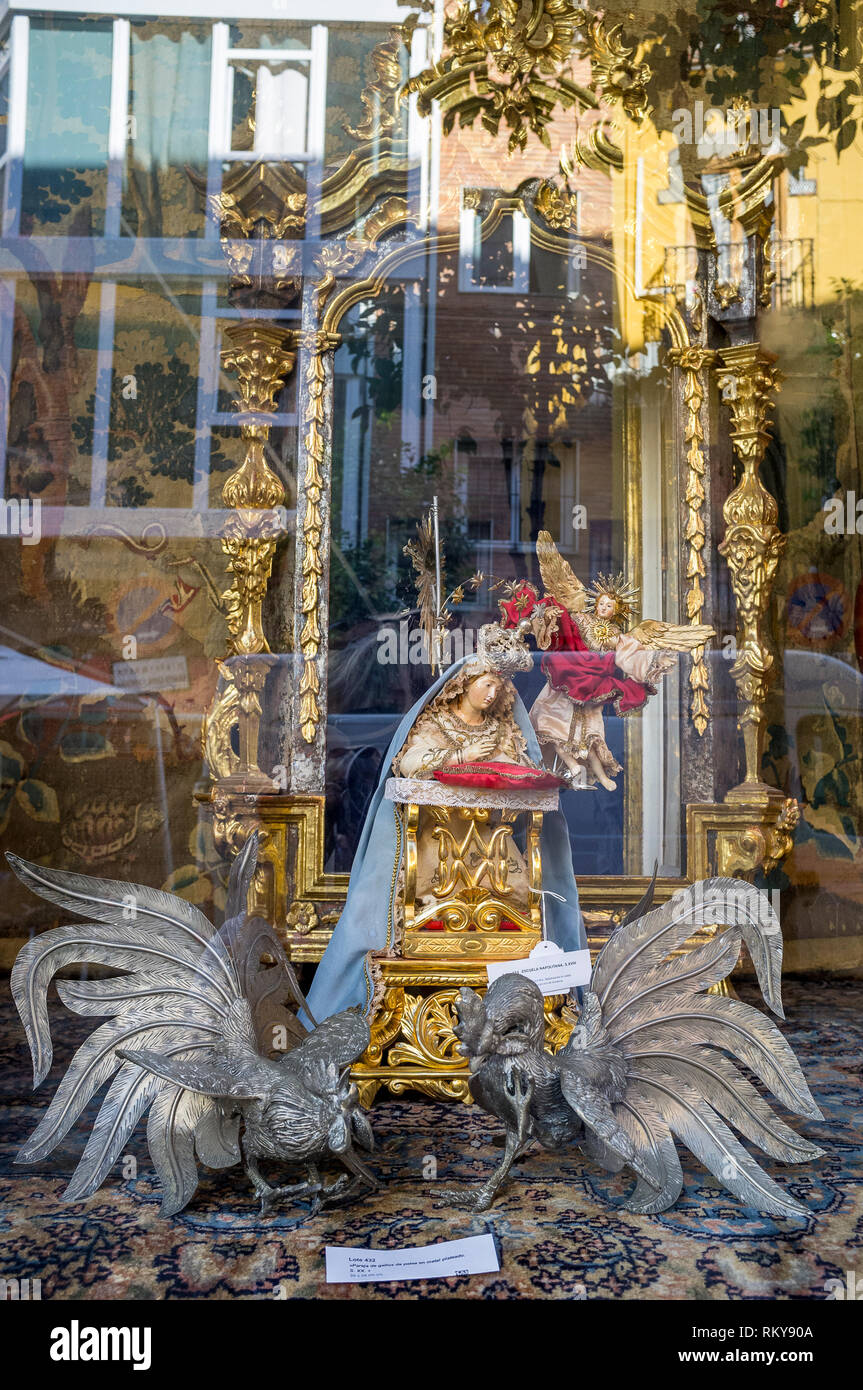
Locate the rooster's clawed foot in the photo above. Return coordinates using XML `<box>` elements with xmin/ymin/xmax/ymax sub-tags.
<box><xmin>434</xmin><ymin>1186</ymin><xmax>496</xmax><ymax>1212</ymax></box>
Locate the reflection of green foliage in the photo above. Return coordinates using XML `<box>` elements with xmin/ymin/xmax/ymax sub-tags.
<box><xmin>0</xmin><ymin>738</ymin><xmax>60</xmax><ymax>835</ymax></box>
<box><xmin>601</xmin><ymin>0</ymin><xmax>862</xmax><ymax>168</ymax></box>
<box><xmin>329</xmin><ymin>532</ymin><xmax>403</xmax><ymax>633</ymax></box>
<box><xmin>329</xmin><ymin>517</ymin><xmax>476</xmax><ymax>635</ymax></box>
<box><xmin>765</xmin><ymin>722</ymin><xmax>791</xmax><ymax>761</ymax></box>
<box><xmin>762</xmin><ymin>721</ymin><xmax>798</xmax><ymax>795</ymax></box>
<box><xmin>796</xmin><ymin>406</ymin><xmax>839</xmax><ymax>507</ymax></box>
<box><xmin>344</xmin><ymin>294</ymin><xmax>405</xmax><ymax>424</ymax></box>
<box><xmin>763</xmin><ymin>695</ymin><xmax>862</xmax><ymax>865</ymax></box>
<box><xmin>59</xmin><ymin>730</ymin><xmax>114</xmax><ymax>762</ymax></box>
<box><xmin>112</xmin><ymin>475</ymin><xmax>153</xmax><ymax>508</ymax></box>
<box><xmin>798</xmin><ymin>699</ymin><xmax>861</xmax><ymax>856</ymax></box>
<box><xmin>72</xmin><ymin>356</ymin><xmax>231</xmax><ymax>502</ymax></box>
<box><xmin>21</xmin><ymin>168</ymin><xmax>95</xmax><ymax>226</ymax></box>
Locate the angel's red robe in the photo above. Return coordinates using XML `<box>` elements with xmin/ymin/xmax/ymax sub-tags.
<box><xmin>500</xmin><ymin>583</ymin><xmax>653</xmax><ymax>715</ymax></box>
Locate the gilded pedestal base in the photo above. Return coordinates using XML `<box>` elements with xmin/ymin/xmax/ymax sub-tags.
<box><xmin>352</xmin><ymin>796</ymin><xmax>558</xmax><ymax>1103</ymax></box>
<box><xmin>351</xmin><ymin>958</ymin><xmax>573</xmax><ymax>1106</ymax></box>
<box><xmin>687</xmin><ymin>798</ymin><xmax>800</xmax><ymax>880</ymax></box>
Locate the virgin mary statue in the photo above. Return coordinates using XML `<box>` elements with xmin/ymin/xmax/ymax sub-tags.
<box><xmin>306</xmin><ymin>624</ymin><xmax>587</xmax><ymax>1023</ymax></box>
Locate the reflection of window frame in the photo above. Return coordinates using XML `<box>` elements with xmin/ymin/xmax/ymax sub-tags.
<box><xmin>211</xmin><ymin>25</ymin><xmax>328</xmax><ymax>165</ymax></box>
<box><xmin>787</xmin><ymin>166</ymin><xmax>816</xmax><ymax>197</ymax></box>
<box><xmin>1</xmin><ymin>14</ymin><xmax>28</xmax><ymax>237</ymax></box>
<box><xmin>0</xmin><ymin>38</ymin><xmax>11</xmax><ymax>184</ymax></box>
<box><xmin>458</xmin><ymin>191</ymin><xmax>531</xmax><ymax>294</ymax></box>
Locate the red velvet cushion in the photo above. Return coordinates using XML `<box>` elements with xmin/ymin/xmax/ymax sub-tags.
<box><xmin>434</xmin><ymin>760</ymin><xmax>565</xmax><ymax>790</ymax></box>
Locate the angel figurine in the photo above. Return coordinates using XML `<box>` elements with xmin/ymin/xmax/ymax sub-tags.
<box><xmin>500</xmin><ymin>532</ymin><xmax>714</xmax><ymax>791</ymax></box>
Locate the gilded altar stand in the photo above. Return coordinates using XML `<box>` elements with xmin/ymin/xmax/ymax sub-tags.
<box><xmin>352</xmin><ymin>777</ymin><xmax>573</xmax><ymax>1104</ymax></box>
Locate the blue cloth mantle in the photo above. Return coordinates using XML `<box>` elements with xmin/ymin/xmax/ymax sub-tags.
<box><xmin>306</xmin><ymin>656</ymin><xmax>586</xmax><ymax>1023</ymax></box>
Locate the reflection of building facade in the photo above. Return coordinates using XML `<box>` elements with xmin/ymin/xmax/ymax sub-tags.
<box><xmin>1</xmin><ymin>2</ymin><xmax>862</xmax><ymax>980</ymax></box>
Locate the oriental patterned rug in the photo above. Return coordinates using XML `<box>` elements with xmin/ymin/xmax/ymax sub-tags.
<box><xmin>1</xmin><ymin>978</ymin><xmax>860</xmax><ymax>1301</ymax></box>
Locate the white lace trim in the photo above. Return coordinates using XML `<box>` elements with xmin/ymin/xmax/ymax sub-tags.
<box><xmin>385</xmin><ymin>777</ymin><xmax>560</xmax><ymax>811</ymax></box>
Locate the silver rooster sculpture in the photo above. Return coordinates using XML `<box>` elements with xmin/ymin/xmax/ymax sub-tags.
<box><xmin>7</xmin><ymin>834</ymin><xmax>376</xmax><ymax>1217</ymax></box>
<box><xmin>442</xmin><ymin>878</ymin><xmax>824</xmax><ymax>1217</ymax></box>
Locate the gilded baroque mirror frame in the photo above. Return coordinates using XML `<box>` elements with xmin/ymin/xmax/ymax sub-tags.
<box><xmin>195</xmin><ymin>0</ymin><xmax>799</xmax><ymax>968</ymax></box>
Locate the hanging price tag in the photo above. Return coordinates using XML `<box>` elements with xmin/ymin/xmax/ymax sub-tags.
<box><xmin>485</xmin><ymin>939</ymin><xmax>591</xmax><ymax>996</ymax></box>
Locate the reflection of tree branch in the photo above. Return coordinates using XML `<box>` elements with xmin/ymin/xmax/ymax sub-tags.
<box><xmin>139</xmin><ymin>691</ymin><xmax>196</xmax><ymax>761</ymax></box>
<box><xmin>166</xmin><ymin>556</ymin><xmax>227</xmax><ymax>614</ymax></box>
<box><xmin>599</xmin><ymin>0</ymin><xmax>862</xmax><ymax>163</ymax></box>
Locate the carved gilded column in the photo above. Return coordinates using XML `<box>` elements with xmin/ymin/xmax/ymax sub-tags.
<box><xmin>667</xmin><ymin>345</ymin><xmax>717</xmax><ymax>739</ymax></box>
<box><xmin>715</xmin><ymin>343</ymin><xmax>785</xmax><ymax>804</ymax></box>
<box><xmin>289</xmin><ymin>322</ymin><xmax>341</xmax><ymax>793</ymax></box>
<box><xmin>220</xmin><ymin>321</ymin><xmax>296</xmax><ymax>658</ymax></box>
<box><xmin>198</xmin><ymin>322</ymin><xmax>295</xmax><ymax>803</ymax></box>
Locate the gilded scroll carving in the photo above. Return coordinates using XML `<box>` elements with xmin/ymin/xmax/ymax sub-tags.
<box><xmin>716</xmin><ymin>344</ymin><xmax>785</xmax><ymax>803</ymax></box>
<box><xmin>298</xmin><ymin>330</ymin><xmax>341</xmax><ymax>744</ymax></box>
<box><xmin>667</xmin><ymin>346</ymin><xmax>717</xmax><ymax>736</ymax></box>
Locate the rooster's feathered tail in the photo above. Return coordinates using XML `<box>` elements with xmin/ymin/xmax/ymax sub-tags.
<box><xmin>564</xmin><ymin>878</ymin><xmax>824</xmax><ymax>1218</ymax></box>
<box><xmin>8</xmin><ymin>834</ymin><xmax>309</xmax><ymax>1214</ymax></box>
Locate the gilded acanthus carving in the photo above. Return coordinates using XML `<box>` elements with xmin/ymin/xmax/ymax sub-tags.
<box><xmin>219</xmin><ymin>322</ymin><xmax>295</xmax><ymax>658</ymax></box>
<box><xmin>388</xmin><ymin>989</ymin><xmax>467</xmax><ymax>1071</ymax></box>
<box><xmin>667</xmin><ymin>346</ymin><xmax>716</xmax><ymax>736</ymax></box>
<box><xmin>687</xmin><ymin>801</ymin><xmax>800</xmax><ymax>886</ymax></box>
<box><xmin>571</xmin><ymin>8</ymin><xmax>652</xmax><ymax>123</ymax></box>
<box><xmin>404</xmin><ymin>0</ymin><xmax>583</xmax><ymax>153</ymax></box>
<box><xmin>714</xmin><ymin>280</ymin><xmax>743</xmax><ymax>311</ymax></box>
<box><xmin>188</xmin><ymin>160</ymin><xmax>302</xmax><ymax>788</ymax></box>
<box><xmin>715</xmin><ymin>799</ymin><xmax>801</xmax><ymax>877</ymax></box>
<box><xmin>211</xmin><ymin>789</ymin><xmax>263</xmax><ymax>858</ymax></box>
<box><xmin>203</xmin><ymin>654</ymin><xmax>277</xmax><ymax>796</ymax></box>
<box><xmin>349</xmin><ymin>1</ymin><xmax>652</xmax><ymax>165</ymax></box>
<box><xmin>311</xmin><ymin>240</ymin><xmax>367</xmax><ymax>312</ymax></box>
<box><xmin>203</xmin><ymin>677</ymin><xmax>241</xmax><ymax>781</ymax></box>
<box><xmin>297</xmin><ymin>330</ymin><xmax>341</xmax><ymax>744</ymax></box>
<box><xmin>221</xmin><ymin>322</ymin><xmax>297</xmax><ymax>420</ymax></box>
<box><xmin>286</xmin><ymin>900</ymin><xmax>320</xmax><ymax>935</ymax></box>
<box><xmin>761</xmin><ymin>798</ymin><xmax>801</xmax><ymax>874</ymax></box>
<box><xmin>188</xmin><ymin>162</ymin><xmax>307</xmax><ymax>306</ymax></box>
<box><xmin>345</xmin><ymin>17</ymin><xmax>420</xmax><ymax>140</ymax></box>
<box><xmin>716</xmin><ymin>344</ymin><xmax>785</xmax><ymax>803</ymax></box>
<box><xmin>534</xmin><ymin>178</ymin><xmax>579</xmax><ymax>229</ymax></box>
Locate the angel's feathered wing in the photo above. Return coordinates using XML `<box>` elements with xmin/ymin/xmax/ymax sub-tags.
<box><xmin>536</xmin><ymin>530</ymin><xmax>586</xmax><ymax>617</ymax></box>
<box><xmin>563</xmin><ymin>878</ymin><xmax>824</xmax><ymax>1218</ymax></box>
<box><xmin>627</xmin><ymin>618</ymin><xmax>715</xmax><ymax>650</ymax></box>
<box><xmin>7</xmin><ymin>833</ymin><xmax>310</xmax><ymax>1215</ymax></box>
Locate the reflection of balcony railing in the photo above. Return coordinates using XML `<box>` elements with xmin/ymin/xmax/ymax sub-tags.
<box><xmin>661</xmin><ymin>243</ymin><xmax>700</xmax><ymax>297</ymax></box>
<box><xmin>768</xmin><ymin>237</ymin><xmax>815</xmax><ymax>311</ymax></box>
<box><xmin>660</xmin><ymin>239</ymin><xmax>816</xmax><ymax>312</ymax></box>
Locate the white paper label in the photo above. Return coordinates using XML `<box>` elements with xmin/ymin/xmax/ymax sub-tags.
<box><xmin>485</xmin><ymin>939</ymin><xmax>591</xmax><ymax>996</ymax></box>
<box><xmin>325</xmin><ymin>1233</ymin><xmax>499</xmax><ymax>1284</ymax></box>
<box><xmin>112</xmin><ymin>656</ymin><xmax>189</xmax><ymax>692</ymax></box>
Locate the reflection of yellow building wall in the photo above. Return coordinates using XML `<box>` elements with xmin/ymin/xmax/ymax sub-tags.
<box><xmin>609</xmin><ymin>89</ymin><xmax>863</xmax><ymax>345</ymax></box>
<box><xmin>611</xmin><ymin>127</ymin><xmax>696</xmax><ymax>355</ymax></box>
<box><xmin>779</xmin><ymin>68</ymin><xmax>863</xmax><ymax>301</ymax></box>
